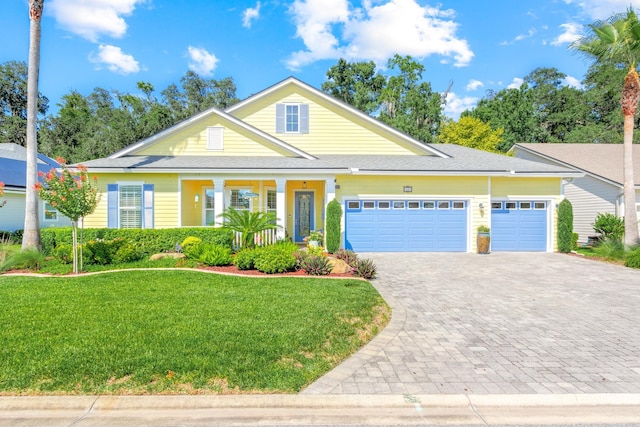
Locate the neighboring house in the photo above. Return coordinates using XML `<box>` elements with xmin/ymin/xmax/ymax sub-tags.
<box><xmin>0</xmin><ymin>143</ymin><xmax>72</xmax><ymax>232</ymax></box>
<box><xmin>512</xmin><ymin>143</ymin><xmax>640</xmax><ymax>243</ymax></box>
<box><xmin>82</xmin><ymin>77</ymin><xmax>579</xmax><ymax>253</ymax></box>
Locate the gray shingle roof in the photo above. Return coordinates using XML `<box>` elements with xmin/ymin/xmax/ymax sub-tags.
<box><xmin>81</xmin><ymin>144</ymin><xmax>576</xmax><ymax>176</ymax></box>
<box><xmin>515</xmin><ymin>143</ymin><xmax>640</xmax><ymax>186</ymax></box>
<box><xmin>0</xmin><ymin>143</ymin><xmax>60</xmax><ymax>189</ymax></box>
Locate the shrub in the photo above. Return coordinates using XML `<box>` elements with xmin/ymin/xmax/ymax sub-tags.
<box><xmin>292</xmin><ymin>250</ymin><xmax>308</xmax><ymax>270</ymax></box>
<box><xmin>557</xmin><ymin>199</ymin><xmax>574</xmax><ymax>253</ymax></box>
<box><xmin>52</xmin><ymin>243</ymin><xmax>73</xmax><ymax>264</ymax></box>
<box><xmin>1</xmin><ymin>248</ymin><xmax>46</xmax><ymax>272</ymax></box>
<box><xmin>233</xmin><ymin>247</ymin><xmax>260</xmax><ymax>270</ymax></box>
<box><xmin>593</xmin><ymin>213</ymin><xmax>624</xmax><ymax>241</ymax></box>
<box><xmin>625</xmin><ymin>247</ymin><xmax>640</xmax><ymax>269</ymax></box>
<box><xmin>593</xmin><ymin>238</ymin><xmax>626</xmax><ymax>261</ymax></box>
<box><xmin>306</xmin><ymin>244</ymin><xmax>326</xmax><ymax>257</ymax></box>
<box><xmin>325</xmin><ymin>199</ymin><xmax>342</xmax><ymax>253</ymax></box>
<box><xmin>353</xmin><ymin>258</ymin><xmax>377</xmax><ymax>280</ymax></box>
<box><xmin>254</xmin><ymin>245</ymin><xmax>297</xmax><ymax>274</ymax></box>
<box><xmin>113</xmin><ymin>242</ymin><xmax>144</xmax><ymax>264</ymax></box>
<box><xmin>300</xmin><ymin>254</ymin><xmax>333</xmax><ymax>276</ymax></box>
<box><xmin>181</xmin><ymin>237</ymin><xmax>203</xmax><ymax>259</ymax></box>
<box><xmin>199</xmin><ymin>244</ymin><xmax>233</xmax><ymax>266</ymax></box>
<box><xmin>571</xmin><ymin>232</ymin><xmax>579</xmax><ymax>251</ymax></box>
<box><xmin>333</xmin><ymin>249</ymin><xmax>358</xmax><ymax>267</ymax></box>
<box><xmin>41</xmin><ymin>227</ymin><xmax>234</xmax><ymax>256</ymax></box>
<box><xmin>84</xmin><ymin>238</ymin><xmax>125</xmax><ymax>265</ymax></box>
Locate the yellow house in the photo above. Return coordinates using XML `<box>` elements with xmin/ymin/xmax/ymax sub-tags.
<box><xmin>82</xmin><ymin>77</ymin><xmax>580</xmax><ymax>252</ymax></box>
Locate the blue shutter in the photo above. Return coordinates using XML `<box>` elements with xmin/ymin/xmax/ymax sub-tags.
<box><xmin>275</xmin><ymin>103</ymin><xmax>285</xmax><ymax>133</ymax></box>
<box><xmin>143</xmin><ymin>184</ymin><xmax>154</xmax><ymax>229</ymax></box>
<box><xmin>300</xmin><ymin>104</ymin><xmax>309</xmax><ymax>134</ymax></box>
<box><xmin>107</xmin><ymin>184</ymin><xmax>118</xmax><ymax>228</ymax></box>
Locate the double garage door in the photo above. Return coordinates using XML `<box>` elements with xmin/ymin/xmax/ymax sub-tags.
<box><xmin>345</xmin><ymin>199</ymin><xmax>468</xmax><ymax>252</ymax></box>
<box><xmin>344</xmin><ymin>198</ymin><xmax>549</xmax><ymax>252</ymax></box>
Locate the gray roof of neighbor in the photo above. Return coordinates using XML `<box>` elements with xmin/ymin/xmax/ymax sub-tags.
<box><xmin>514</xmin><ymin>143</ymin><xmax>640</xmax><ymax>186</ymax></box>
<box><xmin>80</xmin><ymin>144</ymin><xmax>577</xmax><ymax>175</ymax></box>
<box><xmin>0</xmin><ymin>143</ymin><xmax>60</xmax><ymax>189</ymax></box>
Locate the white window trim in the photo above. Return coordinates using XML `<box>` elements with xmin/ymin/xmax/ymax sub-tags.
<box><xmin>206</xmin><ymin>126</ymin><xmax>224</xmax><ymax>151</ymax></box>
<box><xmin>285</xmin><ymin>103</ymin><xmax>300</xmax><ymax>134</ymax></box>
<box><xmin>118</xmin><ymin>181</ymin><xmax>144</xmax><ymax>229</ymax></box>
<box><xmin>226</xmin><ymin>187</ymin><xmax>254</xmax><ymax>212</ymax></box>
<box><xmin>203</xmin><ymin>186</ymin><xmax>215</xmax><ymax>226</ymax></box>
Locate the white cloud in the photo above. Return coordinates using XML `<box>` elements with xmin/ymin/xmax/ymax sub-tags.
<box><xmin>286</xmin><ymin>0</ymin><xmax>473</xmax><ymax>71</ymax></box>
<box><xmin>501</xmin><ymin>28</ymin><xmax>536</xmax><ymax>45</ymax></box>
<box><xmin>507</xmin><ymin>77</ymin><xmax>524</xmax><ymax>89</ymax></box>
<box><xmin>187</xmin><ymin>46</ymin><xmax>219</xmax><ymax>76</ymax></box>
<box><xmin>89</xmin><ymin>44</ymin><xmax>140</xmax><ymax>74</ymax></box>
<box><xmin>566</xmin><ymin>0</ymin><xmax>640</xmax><ymax>20</ymax></box>
<box><xmin>563</xmin><ymin>75</ymin><xmax>583</xmax><ymax>89</ymax></box>
<box><xmin>552</xmin><ymin>22</ymin><xmax>582</xmax><ymax>46</ymax></box>
<box><xmin>466</xmin><ymin>79</ymin><xmax>484</xmax><ymax>91</ymax></box>
<box><xmin>48</xmin><ymin>0</ymin><xmax>145</xmax><ymax>42</ymax></box>
<box><xmin>443</xmin><ymin>92</ymin><xmax>478</xmax><ymax>120</ymax></box>
<box><xmin>242</xmin><ymin>1</ymin><xmax>261</xmax><ymax>28</ymax></box>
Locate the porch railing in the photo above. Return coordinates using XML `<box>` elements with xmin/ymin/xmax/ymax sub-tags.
<box><xmin>233</xmin><ymin>229</ymin><xmax>278</xmax><ymax>249</ymax></box>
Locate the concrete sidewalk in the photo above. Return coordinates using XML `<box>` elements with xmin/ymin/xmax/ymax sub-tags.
<box><xmin>1</xmin><ymin>394</ymin><xmax>640</xmax><ymax>426</ymax></box>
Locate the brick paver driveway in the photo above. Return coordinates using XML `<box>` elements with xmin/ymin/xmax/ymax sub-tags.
<box><xmin>303</xmin><ymin>253</ymin><xmax>640</xmax><ymax>395</ymax></box>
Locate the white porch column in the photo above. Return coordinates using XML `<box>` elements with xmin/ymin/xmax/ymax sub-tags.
<box><xmin>275</xmin><ymin>178</ymin><xmax>286</xmax><ymax>240</ymax></box>
<box><xmin>213</xmin><ymin>178</ymin><xmax>225</xmax><ymax>226</ymax></box>
<box><xmin>325</xmin><ymin>178</ymin><xmax>336</xmax><ymax>209</ymax></box>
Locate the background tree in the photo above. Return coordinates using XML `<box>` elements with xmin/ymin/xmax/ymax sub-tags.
<box><xmin>438</xmin><ymin>116</ymin><xmax>503</xmax><ymax>152</ymax></box>
<box><xmin>23</xmin><ymin>0</ymin><xmax>44</xmax><ymax>251</ymax></box>
<box><xmin>35</xmin><ymin>160</ymin><xmax>99</xmax><ymax>273</ymax></box>
<box><xmin>572</xmin><ymin>7</ymin><xmax>640</xmax><ymax>245</ymax></box>
<box><xmin>322</xmin><ymin>59</ymin><xmax>386</xmax><ymax>114</ymax></box>
<box><xmin>0</xmin><ymin>61</ymin><xmax>48</xmax><ymax>147</ymax></box>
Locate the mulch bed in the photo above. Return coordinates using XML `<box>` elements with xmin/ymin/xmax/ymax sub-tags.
<box><xmin>199</xmin><ymin>265</ymin><xmax>356</xmax><ymax>278</ymax></box>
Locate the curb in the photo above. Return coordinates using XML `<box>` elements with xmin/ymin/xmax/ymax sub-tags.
<box><xmin>1</xmin><ymin>394</ymin><xmax>639</xmax><ymax>426</ymax></box>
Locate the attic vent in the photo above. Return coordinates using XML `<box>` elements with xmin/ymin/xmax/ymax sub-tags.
<box><xmin>207</xmin><ymin>127</ymin><xmax>224</xmax><ymax>151</ymax></box>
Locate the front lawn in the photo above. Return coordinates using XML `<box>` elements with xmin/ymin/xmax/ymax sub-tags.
<box><xmin>0</xmin><ymin>270</ymin><xmax>388</xmax><ymax>395</ymax></box>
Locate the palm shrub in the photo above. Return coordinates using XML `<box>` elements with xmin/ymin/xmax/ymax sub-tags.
<box><xmin>219</xmin><ymin>208</ymin><xmax>280</xmax><ymax>249</ymax></box>
<box><xmin>557</xmin><ymin>199</ymin><xmax>574</xmax><ymax>253</ymax></box>
<box><xmin>592</xmin><ymin>213</ymin><xmax>625</xmax><ymax>242</ymax></box>
<box><xmin>325</xmin><ymin>199</ymin><xmax>342</xmax><ymax>253</ymax></box>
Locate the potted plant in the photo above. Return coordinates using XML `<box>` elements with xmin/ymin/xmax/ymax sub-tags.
<box><xmin>307</xmin><ymin>230</ymin><xmax>323</xmax><ymax>248</ymax></box>
<box><xmin>477</xmin><ymin>225</ymin><xmax>490</xmax><ymax>254</ymax></box>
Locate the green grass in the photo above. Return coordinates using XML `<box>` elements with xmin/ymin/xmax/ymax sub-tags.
<box><xmin>0</xmin><ymin>270</ymin><xmax>388</xmax><ymax>395</ymax></box>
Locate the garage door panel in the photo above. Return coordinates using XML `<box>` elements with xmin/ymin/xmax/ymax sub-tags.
<box><xmin>491</xmin><ymin>202</ymin><xmax>547</xmax><ymax>252</ymax></box>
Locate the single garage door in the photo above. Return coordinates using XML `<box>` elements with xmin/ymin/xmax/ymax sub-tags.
<box><xmin>345</xmin><ymin>200</ymin><xmax>468</xmax><ymax>252</ymax></box>
<box><xmin>491</xmin><ymin>201</ymin><xmax>547</xmax><ymax>251</ymax></box>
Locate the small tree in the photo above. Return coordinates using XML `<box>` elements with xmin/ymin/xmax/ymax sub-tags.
<box><xmin>325</xmin><ymin>199</ymin><xmax>342</xmax><ymax>253</ymax></box>
<box><xmin>557</xmin><ymin>199</ymin><xmax>574</xmax><ymax>253</ymax></box>
<box><xmin>35</xmin><ymin>159</ymin><xmax>100</xmax><ymax>273</ymax></box>
<box><xmin>0</xmin><ymin>182</ymin><xmax>6</xmax><ymax>208</ymax></box>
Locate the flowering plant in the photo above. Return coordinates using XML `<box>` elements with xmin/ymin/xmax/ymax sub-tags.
<box><xmin>308</xmin><ymin>230</ymin><xmax>323</xmax><ymax>241</ymax></box>
<box><xmin>35</xmin><ymin>157</ymin><xmax>100</xmax><ymax>273</ymax></box>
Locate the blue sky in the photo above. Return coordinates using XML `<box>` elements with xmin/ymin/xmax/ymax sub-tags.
<box><xmin>2</xmin><ymin>0</ymin><xmax>640</xmax><ymax>119</ymax></box>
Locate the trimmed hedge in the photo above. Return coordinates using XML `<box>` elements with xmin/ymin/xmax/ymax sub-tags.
<box><xmin>41</xmin><ymin>227</ymin><xmax>234</xmax><ymax>256</ymax></box>
<box><xmin>325</xmin><ymin>199</ymin><xmax>342</xmax><ymax>254</ymax></box>
<box><xmin>557</xmin><ymin>199</ymin><xmax>574</xmax><ymax>253</ymax></box>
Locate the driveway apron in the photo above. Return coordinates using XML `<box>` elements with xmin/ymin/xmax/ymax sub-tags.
<box><xmin>303</xmin><ymin>253</ymin><xmax>640</xmax><ymax>395</ymax></box>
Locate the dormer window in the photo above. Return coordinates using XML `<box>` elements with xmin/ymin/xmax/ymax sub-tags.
<box><xmin>276</xmin><ymin>103</ymin><xmax>309</xmax><ymax>134</ymax></box>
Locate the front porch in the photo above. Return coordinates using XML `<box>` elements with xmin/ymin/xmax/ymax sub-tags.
<box><xmin>179</xmin><ymin>177</ymin><xmax>336</xmax><ymax>243</ymax></box>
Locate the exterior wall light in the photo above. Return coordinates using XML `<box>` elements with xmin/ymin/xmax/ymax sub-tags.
<box><xmin>403</xmin><ymin>185</ymin><xmax>412</xmax><ymax>193</ymax></box>
<box><xmin>194</xmin><ymin>193</ymin><xmax>200</xmax><ymax>203</ymax></box>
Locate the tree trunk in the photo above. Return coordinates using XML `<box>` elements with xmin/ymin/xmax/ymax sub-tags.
<box><xmin>622</xmin><ymin>112</ymin><xmax>639</xmax><ymax>245</ymax></box>
<box><xmin>22</xmin><ymin>0</ymin><xmax>44</xmax><ymax>251</ymax></box>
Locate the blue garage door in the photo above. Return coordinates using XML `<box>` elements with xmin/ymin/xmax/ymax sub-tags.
<box><xmin>491</xmin><ymin>201</ymin><xmax>547</xmax><ymax>251</ymax></box>
<box><xmin>345</xmin><ymin>200</ymin><xmax>468</xmax><ymax>252</ymax></box>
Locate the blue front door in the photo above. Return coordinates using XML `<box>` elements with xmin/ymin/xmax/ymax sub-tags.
<box><xmin>294</xmin><ymin>192</ymin><xmax>314</xmax><ymax>242</ymax></box>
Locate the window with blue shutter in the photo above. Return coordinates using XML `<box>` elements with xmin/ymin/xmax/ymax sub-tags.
<box><xmin>107</xmin><ymin>184</ymin><xmax>118</xmax><ymax>228</ymax></box>
<box><xmin>143</xmin><ymin>184</ymin><xmax>154</xmax><ymax>228</ymax></box>
<box><xmin>276</xmin><ymin>103</ymin><xmax>309</xmax><ymax>134</ymax></box>
<box><xmin>106</xmin><ymin>183</ymin><xmax>154</xmax><ymax>229</ymax></box>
